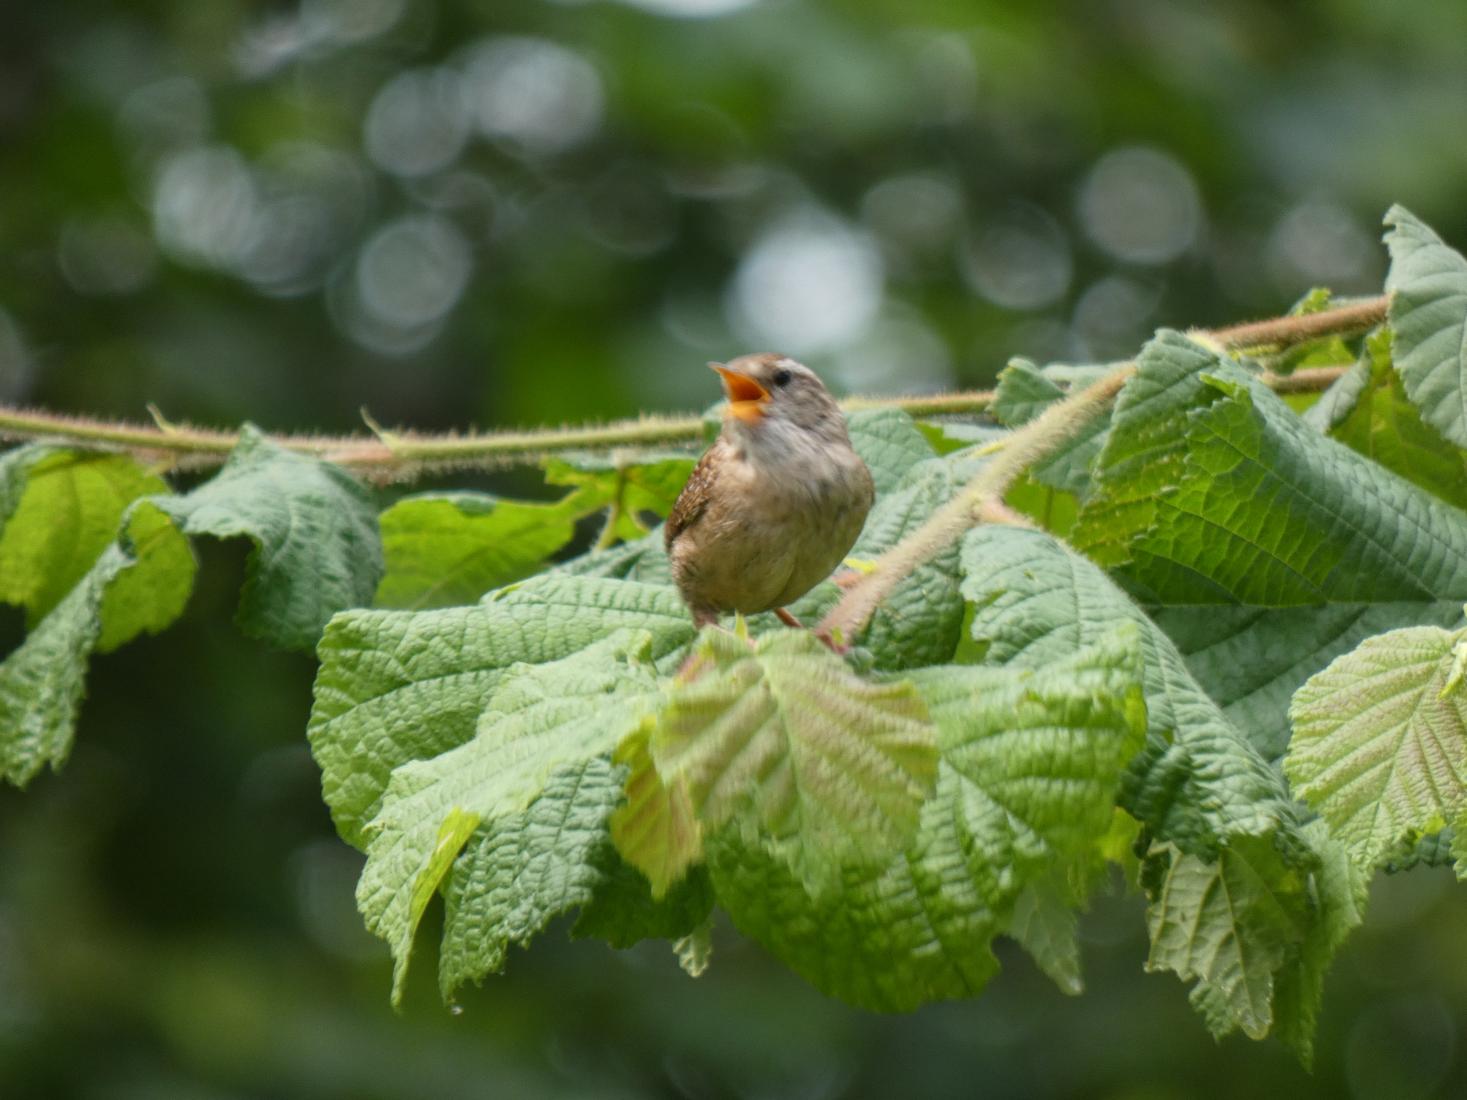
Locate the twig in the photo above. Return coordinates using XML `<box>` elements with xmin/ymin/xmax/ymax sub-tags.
<box><xmin>1205</xmin><ymin>296</ymin><xmax>1387</xmax><ymax>352</ymax></box>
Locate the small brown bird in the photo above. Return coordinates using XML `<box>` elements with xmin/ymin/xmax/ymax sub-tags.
<box><xmin>666</xmin><ymin>353</ymin><xmax>875</xmax><ymax>630</ymax></box>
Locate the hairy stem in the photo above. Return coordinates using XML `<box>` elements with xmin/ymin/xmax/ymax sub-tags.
<box><xmin>0</xmin><ymin>393</ymin><xmax>998</xmax><ymax>477</ymax></box>
<box><xmin>1205</xmin><ymin>295</ymin><xmax>1387</xmax><ymax>352</ymax></box>
<box><xmin>0</xmin><ymin>291</ymin><xmax>1372</xmax><ymax>486</ymax></box>
<box><xmin>818</xmin><ymin>364</ymin><xmax>1135</xmax><ymax>643</ymax></box>
<box><xmin>0</xmin><ymin>295</ymin><xmax>1378</xmax><ymax>476</ymax></box>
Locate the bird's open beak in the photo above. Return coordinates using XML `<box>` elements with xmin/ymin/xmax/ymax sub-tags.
<box><xmin>710</xmin><ymin>362</ymin><xmax>770</xmax><ymax>424</ymax></box>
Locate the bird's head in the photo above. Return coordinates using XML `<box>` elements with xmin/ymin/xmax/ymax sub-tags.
<box><xmin>710</xmin><ymin>354</ymin><xmax>843</xmax><ymax>440</ymax></box>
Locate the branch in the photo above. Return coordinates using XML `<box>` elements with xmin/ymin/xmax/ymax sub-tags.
<box><xmin>0</xmin><ymin>297</ymin><xmax>1374</xmax><ymax>477</ymax></box>
<box><xmin>0</xmin><ymin>392</ymin><xmax>999</xmax><ymax>477</ymax></box>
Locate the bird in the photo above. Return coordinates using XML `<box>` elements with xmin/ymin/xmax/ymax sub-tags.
<box><xmin>665</xmin><ymin>353</ymin><xmax>875</xmax><ymax>632</ymax></box>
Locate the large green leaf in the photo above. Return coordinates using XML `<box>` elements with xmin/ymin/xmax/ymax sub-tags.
<box><xmin>1284</xmin><ymin>619</ymin><xmax>1467</xmax><ymax>871</ymax></box>
<box><xmin>155</xmin><ymin>426</ymin><xmax>383</xmax><ymax>649</ymax></box>
<box><xmin>309</xmin><ymin>573</ymin><xmax>696</xmax><ymax>848</ymax></box>
<box><xmin>356</xmin><ymin>631</ymin><xmax>661</xmax><ymax>1003</ymax></box>
<box><xmin>1071</xmin><ymin>331</ymin><xmax>1467</xmax><ymax>758</ymax></box>
<box><xmin>646</xmin><ymin>628</ymin><xmax>938</xmax><ymax>892</ymax></box>
<box><xmin>961</xmin><ymin>525</ymin><xmax>1290</xmax><ymax>852</ymax></box>
<box><xmin>1157</xmin><ymin>601</ymin><xmax>1467</xmax><ymax>762</ymax></box>
<box><xmin>1077</xmin><ymin>335</ymin><xmax>1467</xmax><ymax>604</ymax></box>
<box><xmin>0</xmin><ymin>503</ymin><xmax>195</xmax><ymax>786</ymax></box>
<box><xmin>707</xmin><ymin>631</ymin><xmax>1146</xmax><ymax>1011</ymax></box>
<box><xmin>375</xmin><ymin>492</ymin><xmax>577</xmax><ymax>609</ymax></box>
<box><xmin>1385</xmin><ymin>205</ymin><xmax>1467</xmax><ymax>448</ymax></box>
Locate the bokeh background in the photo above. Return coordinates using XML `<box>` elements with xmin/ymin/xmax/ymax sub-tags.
<box><xmin>2</xmin><ymin>1</ymin><xmax>1466</xmax><ymax>1097</ymax></box>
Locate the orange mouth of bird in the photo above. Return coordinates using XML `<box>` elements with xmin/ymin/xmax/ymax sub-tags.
<box><xmin>712</xmin><ymin>365</ymin><xmax>770</xmax><ymax>423</ymax></box>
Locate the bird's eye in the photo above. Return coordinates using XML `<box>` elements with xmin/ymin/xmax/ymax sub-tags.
<box><xmin>773</xmin><ymin>368</ymin><xmax>792</xmax><ymax>388</ymax></box>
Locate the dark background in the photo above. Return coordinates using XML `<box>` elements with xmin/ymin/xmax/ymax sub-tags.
<box><xmin>1</xmin><ymin>1</ymin><xmax>1465</xmax><ymax>1097</ymax></box>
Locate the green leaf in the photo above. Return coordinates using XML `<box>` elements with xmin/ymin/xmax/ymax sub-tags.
<box><xmin>1144</xmin><ymin>823</ymin><xmax>1366</xmax><ymax>1061</ymax></box>
<box><xmin>1301</xmin><ymin>356</ymin><xmax>1371</xmax><ymax>432</ymax></box>
<box><xmin>991</xmin><ymin>359</ymin><xmax>1113</xmax><ymax>495</ymax></box>
<box><xmin>554</xmin><ymin>525</ymin><xmax>673</xmax><ymax>586</ymax></box>
<box><xmin>1070</xmin><ymin>332</ymin><xmax>1236</xmax><ymax>569</ymax></box>
<box><xmin>609</xmin><ymin>718</ymin><xmax>703</xmax><ymax>897</ymax></box>
<box><xmin>1157</xmin><ymin>601</ymin><xmax>1467</xmax><ymax>762</ymax></box>
<box><xmin>1009</xmin><ymin>876</ymin><xmax>1084</xmax><ymax>996</ymax></box>
<box><xmin>0</xmin><ymin>449</ymin><xmax>179</xmax><ymax>626</ymax></box>
<box><xmin>1271</xmin><ymin>823</ymin><xmax>1370</xmax><ymax>1068</ymax></box>
<box><xmin>1284</xmin><ymin>619</ymin><xmax>1467</xmax><ymax>871</ymax></box>
<box><xmin>1454</xmin><ymin>814</ymin><xmax>1467</xmax><ymax>880</ymax></box>
<box><xmin>543</xmin><ymin>452</ymin><xmax>696</xmax><ymax>541</ymax></box>
<box><xmin>962</xmin><ymin>526</ymin><xmax>1291</xmax><ymax>852</ymax></box>
<box><xmin>155</xmin><ymin>426</ymin><xmax>382</xmax><ymax>649</ymax></box>
<box><xmin>707</xmin><ymin>630</ymin><xmax>1146</xmax><ymax>1011</ymax></box>
<box><xmin>1145</xmin><ymin>836</ymin><xmax>1304</xmax><ymax>1041</ymax></box>
<box><xmin>651</xmin><ymin>629</ymin><xmax>938</xmax><ymax>892</ymax></box>
<box><xmin>1379</xmin><ymin>828</ymin><xmax>1457</xmax><ymax>872</ymax></box>
<box><xmin>847</xmin><ymin>457</ymin><xmax>966</xmax><ymax>668</ymax></box>
<box><xmin>1071</xmin><ymin>330</ymin><xmax>1467</xmax><ymax>757</ymax></box>
<box><xmin>0</xmin><ymin>504</ymin><xmax>193</xmax><ymax>786</ymax></box>
<box><xmin>570</xmin><ymin>848</ymin><xmax>715</xmax><ymax>950</ymax></box>
<box><xmin>96</xmin><ymin>500</ymin><xmax>197</xmax><ymax>653</ymax></box>
<box><xmin>309</xmin><ymin>573</ymin><xmax>696</xmax><ymax>848</ymax></box>
<box><xmin>0</xmin><ymin>547</ymin><xmax>128</xmax><ymax>787</ymax></box>
<box><xmin>844</xmin><ymin>408</ymin><xmax>936</xmax><ymax>494</ymax></box>
<box><xmin>1004</xmin><ymin>473</ymin><xmax>1079</xmax><ymax>537</ymax></box>
<box><xmin>375</xmin><ymin>493</ymin><xmax>577</xmax><ymax>609</ymax></box>
<box><xmin>1384</xmin><ymin>205</ymin><xmax>1467</xmax><ymax>448</ymax></box>
<box><xmin>992</xmin><ymin>358</ymin><xmax>1065</xmax><ymax>428</ymax></box>
<box><xmin>437</xmin><ymin>757</ymin><xmax>621</xmax><ymax>999</ymax></box>
<box><xmin>356</xmin><ymin>631</ymin><xmax>661</xmax><ymax>1003</ymax></box>
<box><xmin>1326</xmin><ymin>329</ymin><xmax>1467</xmax><ymax>510</ymax></box>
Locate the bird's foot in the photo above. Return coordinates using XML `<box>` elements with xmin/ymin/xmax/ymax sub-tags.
<box><xmin>775</xmin><ymin>607</ymin><xmax>850</xmax><ymax>655</ymax></box>
<box><xmin>814</xmin><ymin>626</ymin><xmax>851</xmax><ymax>655</ymax></box>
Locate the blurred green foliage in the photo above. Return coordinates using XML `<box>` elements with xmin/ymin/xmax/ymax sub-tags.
<box><xmin>2</xmin><ymin>1</ymin><xmax>1466</xmax><ymax>1097</ymax></box>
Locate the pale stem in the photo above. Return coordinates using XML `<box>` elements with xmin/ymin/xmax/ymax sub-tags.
<box><xmin>817</xmin><ymin>364</ymin><xmax>1135</xmax><ymax>643</ymax></box>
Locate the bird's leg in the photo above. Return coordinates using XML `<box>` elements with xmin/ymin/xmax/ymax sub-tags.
<box><xmin>774</xmin><ymin>607</ymin><xmax>805</xmax><ymax>630</ymax></box>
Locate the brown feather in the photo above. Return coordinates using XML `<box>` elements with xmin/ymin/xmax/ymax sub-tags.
<box><xmin>665</xmin><ymin>440</ymin><xmax>723</xmax><ymax>549</ymax></box>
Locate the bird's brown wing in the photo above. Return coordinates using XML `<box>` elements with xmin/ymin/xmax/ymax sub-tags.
<box><xmin>665</xmin><ymin>443</ymin><xmax>721</xmax><ymax>549</ymax></box>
